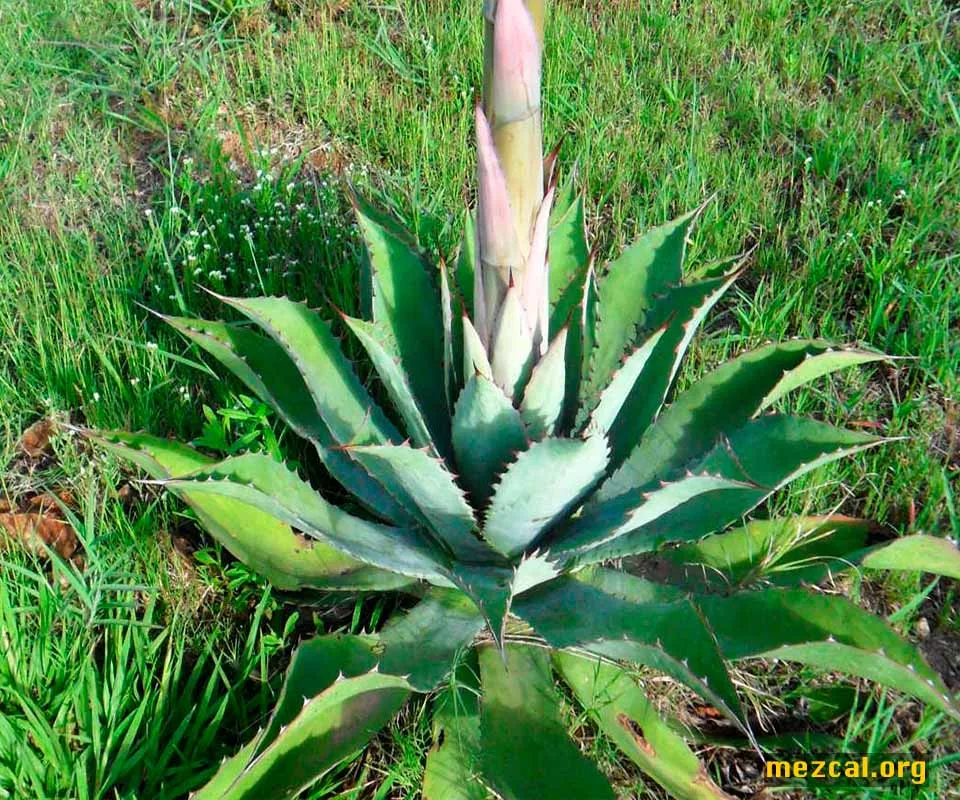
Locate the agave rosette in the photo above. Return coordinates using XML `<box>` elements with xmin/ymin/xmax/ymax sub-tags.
<box><xmin>94</xmin><ymin>1</ymin><xmax>960</xmax><ymax>798</ymax></box>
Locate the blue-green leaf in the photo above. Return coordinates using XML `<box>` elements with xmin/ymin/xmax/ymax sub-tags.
<box><xmin>478</xmin><ymin>645</ymin><xmax>615</xmax><ymax>800</ymax></box>
<box><xmin>162</xmin><ymin>453</ymin><xmax>451</xmax><ymax>585</ymax></box>
<box><xmin>587</xmin><ymin>206</ymin><xmax>704</xmax><ymax>401</ymax></box>
<box><xmin>600</xmin><ymin>341</ymin><xmax>885</xmax><ymax>500</ymax></box>
<box><xmin>353</xmin><ymin>193</ymin><xmax>450</xmax><ymax>450</ymax></box>
<box><xmin>345</xmin><ymin>444</ymin><xmax>490</xmax><ymax>563</ymax></box>
<box><xmin>483</xmin><ymin>435</ymin><xmax>609</xmax><ymax>558</ymax></box>
<box><xmin>452</xmin><ymin>375</ymin><xmax>527</xmax><ymax>506</ymax></box>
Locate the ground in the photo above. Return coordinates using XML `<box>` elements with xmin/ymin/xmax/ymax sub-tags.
<box><xmin>0</xmin><ymin>0</ymin><xmax>958</xmax><ymax>798</ymax></box>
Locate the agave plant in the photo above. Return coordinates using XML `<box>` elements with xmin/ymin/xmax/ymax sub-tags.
<box><xmin>95</xmin><ymin>1</ymin><xmax>960</xmax><ymax>798</ymax></box>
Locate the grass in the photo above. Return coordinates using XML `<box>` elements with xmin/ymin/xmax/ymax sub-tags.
<box><xmin>0</xmin><ymin>0</ymin><xmax>958</xmax><ymax>797</ymax></box>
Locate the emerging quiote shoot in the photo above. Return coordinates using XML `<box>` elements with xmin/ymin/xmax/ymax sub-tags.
<box><xmin>94</xmin><ymin>1</ymin><xmax>960</xmax><ymax>798</ymax></box>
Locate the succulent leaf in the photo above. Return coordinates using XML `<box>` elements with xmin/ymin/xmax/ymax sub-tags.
<box><xmin>161</xmin><ymin>314</ymin><xmax>321</xmax><ymax>440</ymax></box>
<box><xmin>599</xmin><ymin>341</ymin><xmax>886</xmax><ymax>501</ymax></box>
<box><xmin>598</xmin><ymin>266</ymin><xmax>745</xmax><ymax>468</ymax></box>
<box><xmin>858</xmin><ymin>534</ymin><xmax>960</xmax><ymax>579</ymax></box>
<box><xmin>552</xmin><ymin>474</ymin><xmax>756</xmax><ymax>560</ymax></box>
<box><xmin>547</xmin><ymin>182</ymin><xmax>589</xmax><ymax>313</ymax></box>
<box><xmin>200</xmin><ymin>591</ymin><xmax>482</xmax><ymax>800</ymax></box>
<box><xmin>588</xmin><ymin>206</ymin><xmax>704</xmax><ymax>401</ymax></box>
<box><xmin>456</xmin><ymin>209</ymin><xmax>477</xmax><ymax>316</ymax></box>
<box><xmin>511</xmin><ymin>550</ymin><xmax>562</xmax><ymax>595</ymax></box>
<box><xmin>449</xmin><ymin>564</ymin><xmax>514</xmax><ymax>648</ymax></box>
<box><xmin>440</xmin><ymin>260</ymin><xmax>457</xmax><ymax>411</ymax></box>
<box><xmin>482</xmin><ymin>435</ymin><xmax>609</xmax><ymax>558</ymax></box>
<box><xmin>648</xmin><ymin>516</ymin><xmax>874</xmax><ymax>593</ymax></box>
<box><xmin>342</xmin><ymin>315</ymin><xmax>435</xmax><ymax>452</ymax></box>
<box><xmin>93</xmin><ymin>432</ymin><xmax>411</xmax><ymax>592</ymax></box>
<box><xmin>214</xmin><ymin>294</ymin><xmax>401</xmax><ymax>447</ymax></box>
<box><xmin>345</xmin><ymin>444</ymin><xmax>491</xmax><ymax>563</ymax></box>
<box><xmin>378</xmin><ymin>590</ymin><xmax>487</xmax><ymax>690</ymax></box>
<box><xmin>160</xmin><ymin>314</ymin><xmax>408</xmax><ymax>523</ymax></box>
<box><xmin>462</xmin><ymin>314</ymin><xmax>494</xmax><ymax>381</ymax></box>
<box><xmin>513</xmin><ymin>573</ymin><xmax>749</xmax><ymax>735</ymax></box>
<box><xmin>696</xmin><ymin>415</ymin><xmax>884</xmax><ymax>487</ymax></box>
<box><xmin>353</xmin><ymin>193</ymin><xmax>450</xmax><ymax>448</ymax></box>
<box><xmin>452</xmin><ymin>374</ymin><xmax>527</xmax><ymax>507</ymax></box>
<box><xmin>161</xmin><ymin>453</ymin><xmax>453</xmax><ymax>585</ymax></box>
<box><xmin>195</xmin><ymin>672</ymin><xmax>411</xmax><ymax>800</ymax></box>
<box><xmin>561</xmin><ymin>263</ymin><xmax>598</xmax><ymax>429</ymax></box>
<box><xmin>569</xmin><ymin>416</ymin><xmax>885</xmax><ymax>565</ymax></box>
<box><xmin>520</xmin><ymin>186</ymin><xmax>555</xmax><ymax>353</ymax></box>
<box><xmin>519</xmin><ymin>326</ymin><xmax>568</xmax><ymax>439</ymax></box>
<box><xmin>488</xmin><ymin>282</ymin><xmax>535</xmax><ymax>399</ymax></box>
<box><xmin>256</xmin><ymin>633</ymin><xmax>379</xmax><ymax>761</ymax></box>
<box><xmin>696</xmin><ymin>588</ymin><xmax>960</xmax><ymax>718</ymax></box>
<box><xmin>587</xmin><ymin>325</ymin><xmax>667</xmax><ymax>437</ymax></box>
<box><xmin>478</xmin><ymin>644</ymin><xmax>615</xmax><ymax>800</ymax></box>
<box><xmin>554</xmin><ymin>652</ymin><xmax>733</xmax><ymax>800</ymax></box>
<box><xmin>423</xmin><ymin>655</ymin><xmax>485</xmax><ymax>800</ymax></box>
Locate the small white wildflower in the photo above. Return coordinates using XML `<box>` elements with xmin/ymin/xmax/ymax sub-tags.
<box><xmin>170</xmin><ymin>205</ymin><xmax>181</xmax><ymax>215</ymax></box>
<box><xmin>144</xmin><ymin>208</ymin><xmax>153</xmax><ymax>217</ymax></box>
<box><xmin>130</xmin><ymin>378</ymin><xmax>140</xmax><ymax>386</ymax></box>
<box><xmin>147</xmin><ymin>342</ymin><xmax>159</xmax><ymax>350</ymax></box>
<box><xmin>92</xmin><ymin>391</ymin><xmax>100</xmax><ymax>402</ymax></box>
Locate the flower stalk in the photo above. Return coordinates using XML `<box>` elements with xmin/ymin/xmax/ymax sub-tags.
<box><xmin>476</xmin><ymin>0</ymin><xmax>550</xmax><ymax>393</ymax></box>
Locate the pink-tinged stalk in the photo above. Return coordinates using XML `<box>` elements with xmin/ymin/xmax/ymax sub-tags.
<box><xmin>488</xmin><ymin>0</ymin><xmax>543</xmax><ymax>255</ymax></box>
<box><xmin>520</xmin><ymin>187</ymin><xmax>554</xmax><ymax>356</ymax></box>
<box><xmin>475</xmin><ymin>105</ymin><xmax>521</xmax><ymax>343</ymax></box>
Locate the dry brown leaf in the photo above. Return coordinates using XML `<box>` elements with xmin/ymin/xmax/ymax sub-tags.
<box><xmin>25</xmin><ymin>491</ymin><xmax>76</xmax><ymax>512</ymax></box>
<box><xmin>18</xmin><ymin>418</ymin><xmax>57</xmax><ymax>458</ymax></box>
<box><xmin>0</xmin><ymin>512</ymin><xmax>79</xmax><ymax>560</ymax></box>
